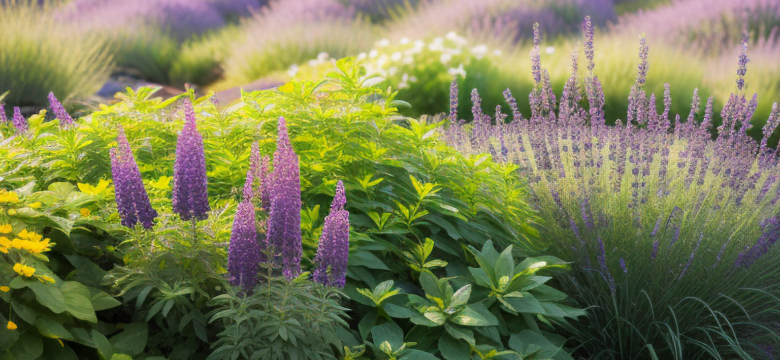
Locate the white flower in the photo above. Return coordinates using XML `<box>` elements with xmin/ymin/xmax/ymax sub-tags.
<box><xmin>378</xmin><ymin>38</ymin><xmax>390</xmax><ymax>47</ymax></box>
<box><xmin>409</xmin><ymin>76</ymin><xmax>417</xmax><ymax>82</ymax></box>
<box><xmin>400</xmin><ymin>37</ymin><xmax>410</xmax><ymax>44</ymax></box>
<box><xmin>414</xmin><ymin>40</ymin><xmax>425</xmax><ymax>49</ymax></box>
<box><xmin>369</xmin><ymin>50</ymin><xmax>378</xmax><ymax>58</ymax></box>
<box><xmin>493</xmin><ymin>49</ymin><xmax>502</xmax><ymax>56</ymax></box>
<box><xmin>398</xmin><ymin>81</ymin><xmax>409</xmax><ymax>89</ymax></box>
<box><xmin>471</xmin><ymin>45</ymin><xmax>488</xmax><ymax>59</ymax></box>
<box><xmin>440</xmin><ymin>53</ymin><xmax>452</xmax><ymax>64</ymax></box>
<box><xmin>546</xmin><ymin>46</ymin><xmax>555</xmax><ymax>54</ymax></box>
<box><xmin>445</xmin><ymin>31</ymin><xmax>467</xmax><ymax>46</ymax></box>
<box><xmin>287</xmin><ymin>64</ymin><xmax>299</xmax><ymax>77</ymax></box>
<box><xmin>357</xmin><ymin>52</ymin><xmax>367</xmax><ymax>60</ymax></box>
<box><xmin>317</xmin><ymin>52</ymin><xmax>329</xmax><ymax>61</ymax></box>
<box><xmin>388</xmin><ymin>67</ymin><xmax>398</xmax><ymax>76</ymax></box>
<box><xmin>448</xmin><ymin>64</ymin><xmax>466</xmax><ymax>78</ymax></box>
<box><xmin>402</xmin><ymin>57</ymin><xmax>414</xmax><ymax>64</ymax></box>
<box><xmin>391</xmin><ymin>52</ymin><xmax>402</xmax><ymax>62</ymax></box>
<box><xmin>402</xmin><ymin>73</ymin><xmax>409</xmax><ymax>82</ymax></box>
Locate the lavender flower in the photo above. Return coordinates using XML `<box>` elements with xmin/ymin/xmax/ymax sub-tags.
<box><xmin>266</xmin><ymin>117</ymin><xmax>303</xmax><ymax>280</ymax></box>
<box><xmin>619</xmin><ymin>258</ymin><xmax>627</xmax><ymax>274</ymax></box>
<box><xmin>0</xmin><ymin>104</ymin><xmax>7</xmax><ymax>124</ymax></box>
<box><xmin>597</xmin><ymin>237</ymin><xmax>616</xmax><ymax>292</ymax></box>
<box><xmin>110</xmin><ymin>127</ymin><xmax>158</xmax><ymax>229</ymax></box>
<box><xmin>47</xmin><ymin>92</ymin><xmax>74</xmax><ymax>128</ymax></box>
<box><xmin>313</xmin><ymin>181</ymin><xmax>350</xmax><ymax>287</ymax></box>
<box><xmin>11</xmin><ymin>107</ymin><xmax>27</xmax><ymax>134</ymax></box>
<box><xmin>172</xmin><ymin>99</ymin><xmax>210</xmax><ymax>221</ymax></box>
<box><xmin>449</xmin><ymin>77</ymin><xmax>458</xmax><ymax>123</ymax></box>
<box><xmin>228</xmin><ymin>170</ymin><xmax>262</xmax><ymax>291</ymax></box>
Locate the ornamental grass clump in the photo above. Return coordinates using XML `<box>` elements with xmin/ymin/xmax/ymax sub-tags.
<box><xmin>0</xmin><ymin>0</ymin><xmax>111</xmax><ymax>109</ymax></box>
<box><xmin>446</xmin><ymin>17</ymin><xmax>780</xmax><ymax>359</ymax></box>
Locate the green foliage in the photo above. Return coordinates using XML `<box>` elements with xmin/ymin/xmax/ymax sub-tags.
<box><xmin>170</xmin><ymin>26</ymin><xmax>243</xmax><ymax>88</ymax></box>
<box><xmin>0</xmin><ymin>0</ymin><xmax>112</xmax><ymax>109</ymax></box>
<box><xmin>353</xmin><ymin>241</ymin><xmax>582</xmax><ymax>359</ymax></box>
<box><xmin>208</xmin><ymin>273</ymin><xmax>354</xmax><ymax>360</ymax></box>
<box><xmin>0</xmin><ymin>182</ymin><xmax>124</xmax><ymax>359</ymax></box>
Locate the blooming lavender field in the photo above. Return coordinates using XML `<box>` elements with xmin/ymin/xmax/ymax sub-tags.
<box><xmin>1</xmin><ymin>0</ymin><xmax>780</xmax><ymax>359</ymax></box>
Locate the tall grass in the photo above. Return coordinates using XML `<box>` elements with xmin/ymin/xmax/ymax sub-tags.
<box><xmin>0</xmin><ymin>0</ymin><xmax>112</xmax><ymax>109</ymax></box>
<box><xmin>445</xmin><ymin>20</ymin><xmax>780</xmax><ymax>358</ymax></box>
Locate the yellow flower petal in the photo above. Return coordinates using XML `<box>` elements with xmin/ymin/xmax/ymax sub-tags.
<box><xmin>80</xmin><ymin>208</ymin><xmax>91</xmax><ymax>217</ymax></box>
<box><xmin>7</xmin><ymin>321</ymin><xmax>17</xmax><ymax>330</ymax></box>
<box><xmin>7</xmin><ymin>209</ymin><xmax>17</xmax><ymax>216</ymax></box>
<box><xmin>13</xmin><ymin>263</ymin><xmax>35</xmax><ymax>277</ymax></box>
<box><xmin>27</xmin><ymin>202</ymin><xmax>42</xmax><ymax>209</ymax></box>
<box><xmin>0</xmin><ymin>286</ymin><xmax>9</xmax><ymax>292</ymax></box>
<box><xmin>0</xmin><ymin>224</ymin><xmax>12</xmax><ymax>233</ymax></box>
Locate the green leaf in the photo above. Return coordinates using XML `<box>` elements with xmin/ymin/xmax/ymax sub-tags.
<box><xmin>468</xmin><ymin>268</ymin><xmax>494</xmax><ymax>289</ymax></box>
<box><xmin>419</xmin><ymin>271</ymin><xmax>440</xmax><ymax>298</ymax></box>
<box><xmin>444</xmin><ymin>324</ymin><xmax>475</xmax><ymax>345</ymax></box>
<box><xmin>508</xmin><ymin>330</ymin><xmax>569</xmax><ymax>359</ymax></box>
<box><xmin>384</xmin><ymin>303</ymin><xmax>414</xmax><ymax>319</ymax></box>
<box><xmin>34</xmin><ymin>317</ymin><xmax>72</xmax><ymax>341</ymax></box>
<box><xmin>503</xmin><ymin>294</ymin><xmax>545</xmax><ymax>314</ymax></box>
<box><xmin>495</xmin><ymin>246</ymin><xmax>515</xmax><ymax>280</ymax></box>
<box><xmin>90</xmin><ymin>290</ymin><xmax>122</xmax><ymax>312</ymax></box>
<box><xmin>349</xmin><ymin>251</ymin><xmax>390</xmax><ymax>270</ymax></box>
<box><xmin>10</xmin><ymin>331</ymin><xmax>42</xmax><ymax>360</ymax></box>
<box><xmin>399</xmin><ymin>349</ymin><xmax>438</xmax><ymax>360</ymax></box>
<box><xmin>370</xmin><ymin>322</ymin><xmax>404</xmax><ymax>350</ymax></box>
<box><xmin>438</xmin><ymin>333</ymin><xmax>470</xmax><ymax>360</ymax></box>
<box><xmin>451</xmin><ymin>303</ymin><xmax>498</xmax><ymax>327</ymax></box>
<box><xmin>449</xmin><ymin>285</ymin><xmax>471</xmax><ymax>308</ymax></box>
<box><xmin>91</xmin><ymin>331</ymin><xmax>114</xmax><ymax>360</ymax></box>
<box><xmin>26</xmin><ymin>281</ymin><xmax>67</xmax><ymax>314</ymax></box>
<box><xmin>110</xmin><ymin>355</ymin><xmax>134</xmax><ymax>360</ymax></box>
<box><xmin>62</xmin><ymin>282</ymin><xmax>98</xmax><ymax>323</ymax></box>
<box><xmin>110</xmin><ymin>323</ymin><xmax>148</xmax><ymax>356</ymax></box>
<box><xmin>358</xmin><ymin>311</ymin><xmax>377</xmax><ymax>340</ymax></box>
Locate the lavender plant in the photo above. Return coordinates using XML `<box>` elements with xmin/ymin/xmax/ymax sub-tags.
<box><xmin>227</xmin><ymin>170</ymin><xmax>262</xmax><ymax>291</ymax></box>
<box><xmin>172</xmin><ymin>99</ymin><xmax>211</xmax><ymax>222</ymax></box>
<box><xmin>312</xmin><ymin>180</ymin><xmax>350</xmax><ymax>288</ymax></box>
<box><xmin>47</xmin><ymin>92</ymin><xmax>74</xmax><ymax>128</ymax></box>
<box><xmin>110</xmin><ymin>127</ymin><xmax>158</xmax><ymax>229</ymax></box>
<box><xmin>445</xmin><ymin>18</ymin><xmax>780</xmax><ymax>359</ymax></box>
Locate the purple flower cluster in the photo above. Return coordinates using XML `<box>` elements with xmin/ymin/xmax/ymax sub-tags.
<box><xmin>11</xmin><ymin>107</ymin><xmax>27</xmax><ymax>134</ymax></box>
<box><xmin>172</xmin><ymin>99</ymin><xmax>210</xmax><ymax>221</ymax></box>
<box><xmin>266</xmin><ymin>117</ymin><xmax>303</xmax><ymax>280</ymax></box>
<box><xmin>228</xmin><ymin>170</ymin><xmax>262</xmax><ymax>291</ymax></box>
<box><xmin>312</xmin><ymin>181</ymin><xmax>350</xmax><ymax>287</ymax></box>
<box><xmin>249</xmin><ymin>141</ymin><xmax>271</xmax><ymax>208</ymax></box>
<box><xmin>444</xmin><ymin>18</ymin><xmax>780</xmax><ymax>286</ymax></box>
<box><xmin>110</xmin><ymin>127</ymin><xmax>158</xmax><ymax>229</ymax></box>
<box><xmin>0</xmin><ymin>104</ymin><xmax>7</xmax><ymax>124</ymax></box>
<box><xmin>48</xmin><ymin>92</ymin><xmax>74</xmax><ymax>128</ymax></box>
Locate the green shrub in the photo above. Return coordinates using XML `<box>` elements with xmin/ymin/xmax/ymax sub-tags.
<box><xmin>169</xmin><ymin>26</ymin><xmax>243</xmax><ymax>88</ymax></box>
<box><xmin>0</xmin><ymin>0</ymin><xmax>111</xmax><ymax>109</ymax></box>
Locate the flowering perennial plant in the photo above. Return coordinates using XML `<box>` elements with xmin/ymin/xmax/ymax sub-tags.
<box><xmin>227</xmin><ymin>170</ymin><xmax>262</xmax><ymax>291</ymax></box>
<box><xmin>172</xmin><ymin>99</ymin><xmax>211</xmax><ymax>222</ymax></box>
<box><xmin>110</xmin><ymin>127</ymin><xmax>158</xmax><ymax>229</ymax></box>
<box><xmin>445</xmin><ymin>17</ymin><xmax>780</xmax><ymax>358</ymax></box>
<box><xmin>312</xmin><ymin>181</ymin><xmax>349</xmax><ymax>288</ymax></box>
<box><xmin>11</xmin><ymin>107</ymin><xmax>26</xmax><ymax>134</ymax></box>
<box><xmin>266</xmin><ymin>117</ymin><xmax>303</xmax><ymax>280</ymax></box>
<box><xmin>47</xmin><ymin>92</ymin><xmax>74</xmax><ymax>128</ymax></box>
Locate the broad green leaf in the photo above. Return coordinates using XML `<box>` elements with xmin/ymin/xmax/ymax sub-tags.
<box><xmin>90</xmin><ymin>290</ymin><xmax>122</xmax><ymax>312</ymax></box>
<box><xmin>468</xmin><ymin>268</ymin><xmax>494</xmax><ymax>289</ymax></box>
<box><xmin>438</xmin><ymin>333</ymin><xmax>470</xmax><ymax>360</ymax></box>
<box><xmin>449</xmin><ymin>285</ymin><xmax>471</xmax><ymax>308</ymax></box>
<box><xmin>399</xmin><ymin>349</ymin><xmax>438</xmax><ymax>360</ymax></box>
<box><xmin>502</xmin><ymin>294</ymin><xmax>545</xmax><ymax>314</ymax></box>
<box><xmin>62</xmin><ymin>282</ymin><xmax>97</xmax><ymax>323</ymax></box>
<box><xmin>349</xmin><ymin>251</ymin><xmax>390</xmax><ymax>270</ymax></box>
<box><xmin>451</xmin><ymin>303</ymin><xmax>498</xmax><ymax>327</ymax></box>
<box><xmin>10</xmin><ymin>331</ymin><xmax>42</xmax><ymax>360</ymax></box>
<box><xmin>444</xmin><ymin>324</ymin><xmax>475</xmax><ymax>345</ymax></box>
<box><xmin>494</xmin><ymin>246</ymin><xmax>515</xmax><ymax>280</ymax></box>
<box><xmin>34</xmin><ymin>317</ymin><xmax>72</xmax><ymax>340</ymax></box>
<box><xmin>26</xmin><ymin>281</ymin><xmax>67</xmax><ymax>314</ymax></box>
<box><xmin>370</xmin><ymin>322</ymin><xmax>404</xmax><ymax>350</ymax></box>
<box><xmin>91</xmin><ymin>330</ymin><xmax>114</xmax><ymax>360</ymax></box>
<box><xmin>110</xmin><ymin>323</ymin><xmax>148</xmax><ymax>356</ymax></box>
<box><xmin>110</xmin><ymin>355</ymin><xmax>133</xmax><ymax>360</ymax></box>
<box><xmin>419</xmin><ymin>271</ymin><xmax>440</xmax><ymax>298</ymax></box>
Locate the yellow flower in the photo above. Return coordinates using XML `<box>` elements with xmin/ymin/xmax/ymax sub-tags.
<box><xmin>7</xmin><ymin>209</ymin><xmax>16</xmax><ymax>216</ymax></box>
<box><xmin>0</xmin><ymin>286</ymin><xmax>9</xmax><ymax>292</ymax></box>
<box><xmin>57</xmin><ymin>339</ymin><xmax>64</xmax><ymax>347</ymax></box>
<box><xmin>0</xmin><ymin>190</ymin><xmax>19</xmax><ymax>204</ymax></box>
<box><xmin>38</xmin><ymin>275</ymin><xmax>55</xmax><ymax>284</ymax></box>
<box><xmin>0</xmin><ymin>224</ymin><xmax>11</xmax><ymax>233</ymax></box>
<box><xmin>80</xmin><ymin>208</ymin><xmax>91</xmax><ymax>217</ymax></box>
<box><xmin>27</xmin><ymin>202</ymin><xmax>42</xmax><ymax>209</ymax></box>
<box><xmin>7</xmin><ymin>321</ymin><xmax>17</xmax><ymax>330</ymax></box>
<box><xmin>17</xmin><ymin>230</ymin><xmax>42</xmax><ymax>242</ymax></box>
<box><xmin>13</xmin><ymin>263</ymin><xmax>35</xmax><ymax>277</ymax></box>
<box><xmin>78</xmin><ymin>179</ymin><xmax>110</xmax><ymax>195</ymax></box>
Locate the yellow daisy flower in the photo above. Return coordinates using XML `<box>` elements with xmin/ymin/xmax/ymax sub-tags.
<box><xmin>0</xmin><ymin>190</ymin><xmax>19</xmax><ymax>204</ymax></box>
<box><xmin>0</xmin><ymin>224</ymin><xmax>12</xmax><ymax>233</ymax></box>
<box><xmin>13</xmin><ymin>263</ymin><xmax>35</xmax><ymax>277</ymax></box>
<box><xmin>7</xmin><ymin>209</ymin><xmax>17</xmax><ymax>216</ymax></box>
<box><xmin>7</xmin><ymin>321</ymin><xmax>17</xmax><ymax>330</ymax></box>
<box><xmin>0</xmin><ymin>286</ymin><xmax>9</xmax><ymax>292</ymax></box>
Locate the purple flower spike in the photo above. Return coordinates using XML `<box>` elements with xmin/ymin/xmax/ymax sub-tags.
<box><xmin>228</xmin><ymin>170</ymin><xmax>262</xmax><ymax>292</ymax></box>
<box><xmin>267</xmin><ymin>117</ymin><xmax>303</xmax><ymax>280</ymax></box>
<box><xmin>172</xmin><ymin>99</ymin><xmax>210</xmax><ymax>221</ymax></box>
<box><xmin>597</xmin><ymin>237</ymin><xmax>616</xmax><ymax>292</ymax></box>
<box><xmin>619</xmin><ymin>258</ymin><xmax>627</xmax><ymax>274</ymax></box>
<box><xmin>110</xmin><ymin>127</ymin><xmax>158</xmax><ymax>229</ymax></box>
<box><xmin>48</xmin><ymin>92</ymin><xmax>74</xmax><ymax>128</ymax></box>
<box><xmin>313</xmin><ymin>180</ymin><xmax>350</xmax><ymax>287</ymax></box>
<box><xmin>449</xmin><ymin>78</ymin><xmax>459</xmax><ymax>123</ymax></box>
<box><xmin>12</xmin><ymin>107</ymin><xmax>27</xmax><ymax>134</ymax></box>
<box><xmin>0</xmin><ymin>104</ymin><xmax>7</xmax><ymax>124</ymax></box>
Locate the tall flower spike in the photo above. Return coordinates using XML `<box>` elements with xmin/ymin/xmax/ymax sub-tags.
<box><xmin>260</xmin><ymin>155</ymin><xmax>271</xmax><ymax>210</ymax></box>
<box><xmin>172</xmin><ymin>99</ymin><xmax>210</xmax><ymax>221</ymax></box>
<box><xmin>736</xmin><ymin>33</ymin><xmax>749</xmax><ymax>92</ymax></box>
<box><xmin>228</xmin><ymin>170</ymin><xmax>261</xmax><ymax>292</ymax></box>
<box><xmin>636</xmin><ymin>34</ymin><xmax>649</xmax><ymax>89</ymax></box>
<box><xmin>597</xmin><ymin>237</ymin><xmax>616</xmax><ymax>292</ymax></box>
<box><xmin>449</xmin><ymin>77</ymin><xmax>459</xmax><ymax>123</ymax></box>
<box><xmin>0</xmin><ymin>104</ymin><xmax>7</xmax><ymax>123</ymax></box>
<box><xmin>110</xmin><ymin>127</ymin><xmax>158</xmax><ymax>229</ymax></box>
<box><xmin>267</xmin><ymin>117</ymin><xmax>302</xmax><ymax>279</ymax></box>
<box><xmin>583</xmin><ymin>15</ymin><xmax>595</xmax><ymax>75</ymax></box>
<box><xmin>313</xmin><ymin>180</ymin><xmax>350</xmax><ymax>287</ymax></box>
<box><xmin>12</xmin><ymin>107</ymin><xmax>27</xmax><ymax>133</ymax></box>
<box><xmin>531</xmin><ymin>23</ymin><xmax>542</xmax><ymax>85</ymax></box>
<box><xmin>48</xmin><ymin>92</ymin><xmax>74</xmax><ymax>127</ymax></box>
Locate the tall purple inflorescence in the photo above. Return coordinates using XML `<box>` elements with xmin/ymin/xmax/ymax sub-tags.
<box><xmin>110</xmin><ymin>127</ymin><xmax>158</xmax><ymax>229</ymax></box>
<box><xmin>48</xmin><ymin>92</ymin><xmax>74</xmax><ymax>128</ymax></box>
<box><xmin>0</xmin><ymin>104</ymin><xmax>7</xmax><ymax>124</ymax></box>
<box><xmin>267</xmin><ymin>117</ymin><xmax>302</xmax><ymax>280</ymax></box>
<box><xmin>228</xmin><ymin>170</ymin><xmax>262</xmax><ymax>292</ymax></box>
<box><xmin>312</xmin><ymin>180</ymin><xmax>350</xmax><ymax>287</ymax></box>
<box><xmin>11</xmin><ymin>107</ymin><xmax>27</xmax><ymax>134</ymax></box>
<box><xmin>172</xmin><ymin>99</ymin><xmax>210</xmax><ymax>221</ymax></box>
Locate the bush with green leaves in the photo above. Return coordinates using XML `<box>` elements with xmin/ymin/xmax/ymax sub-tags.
<box><xmin>1</xmin><ymin>57</ymin><xmax>573</xmax><ymax>358</ymax></box>
<box><xmin>0</xmin><ymin>0</ymin><xmax>111</xmax><ymax>110</ymax></box>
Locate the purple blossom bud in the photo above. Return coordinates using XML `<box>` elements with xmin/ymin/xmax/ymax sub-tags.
<box><xmin>597</xmin><ymin>237</ymin><xmax>616</xmax><ymax>292</ymax></box>
<box><xmin>531</xmin><ymin>23</ymin><xmax>542</xmax><ymax>85</ymax></box>
<box><xmin>449</xmin><ymin>77</ymin><xmax>459</xmax><ymax>123</ymax></box>
<box><xmin>267</xmin><ymin>117</ymin><xmax>303</xmax><ymax>280</ymax></box>
<box><xmin>110</xmin><ymin>127</ymin><xmax>158</xmax><ymax>229</ymax></box>
<box><xmin>503</xmin><ymin>88</ymin><xmax>523</xmax><ymax>122</ymax></box>
<box><xmin>0</xmin><ymin>103</ymin><xmax>7</xmax><ymax>124</ymax></box>
<box><xmin>636</xmin><ymin>34</ymin><xmax>649</xmax><ymax>89</ymax></box>
<box><xmin>12</xmin><ymin>107</ymin><xmax>27</xmax><ymax>133</ymax></box>
<box><xmin>48</xmin><ymin>92</ymin><xmax>74</xmax><ymax>128</ymax></box>
<box><xmin>228</xmin><ymin>170</ymin><xmax>262</xmax><ymax>292</ymax></box>
<box><xmin>172</xmin><ymin>99</ymin><xmax>210</xmax><ymax>221</ymax></box>
<box><xmin>582</xmin><ymin>15</ymin><xmax>594</xmax><ymax>74</ymax></box>
<box><xmin>736</xmin><ymin>33</ymin><xmax>749</xmax><ymax>91</ymax></box>
<box><xmin>678</xmin><ymin>232</ymin><xmax>703</xmax><ymax>280</ymax></box>
<box><xmin>313</xmin><ymin>180</ymin><xmax>350</xmax><ymax>287</ymax></box>
<box><xmin>619</xmin><ymin>258</ymin><xmax>627</xmax><ymax>274</ymax></box>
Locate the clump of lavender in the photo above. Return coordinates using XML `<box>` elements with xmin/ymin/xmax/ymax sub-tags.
<box><xmin>47</xmin><ymin>92</ymin><xmax>74</xmax><ymax>128</ymax></box>
<box><xmin>11</xmin><ymin>107</ymin><xmax>27</xmax><ymax>134</ymax></box>
<box><xmin>110</xmin><ymin>127</ymin><xmax>158</xmax><ymax>229</ymax></box>
<box><xmin>266</xmin><ymin>117</ymin><xmax>302</xmax><ymax>280</ymax></box>
<box><xmin>172</xmin><ymin>99</ymin><xmax>210</xmax><ymax>221</ymax></box>
<box><xmin>312</xmin><ymin>181</ymin><xmax>350</xmax><ymax>287</ymax></box>
<box><xmin>445</xmin><ymin>17</ymin><xmax>780</xmax><ymax>358</ymax></box>
<box><xmin>228</xmin><ymin>169</ymin><xmax>262</xmax><ymax>291</ymax></box>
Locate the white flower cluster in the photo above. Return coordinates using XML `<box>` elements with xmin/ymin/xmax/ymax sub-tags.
<box><xmin>357</xmin><ymin>32</ymin><xmax>499</xmax><ymax>89</ymax></box>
